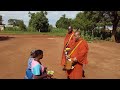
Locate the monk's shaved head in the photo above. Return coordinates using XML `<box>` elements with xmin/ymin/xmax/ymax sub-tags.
<box><xmin>75</xmin><ymin>31</ymin><xmax>81</xmax><ymax>36</ymax></box>
<box><xmin>68</xmin><ymin>26</ymin><xmax>73</xmax><ymax>34</ymax></box>
<box><xmin>74</xmin><ymin>31</ymin><xmax>81</xmax><ymax>42</ymax></box>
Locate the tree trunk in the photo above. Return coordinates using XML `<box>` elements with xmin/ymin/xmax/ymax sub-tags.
<box><xmin>38</xmin><ymin>29</ymin><xmax>40</xmax><ymax>32</ymax></box>
<box><xmin>101</xmin><ymin>26</ymin><xmax>106</xmax><ymax>40</ymax></box>
<box><xmin>111</xmin><ymin>11</ymin><xmax>120</xmax><ymax>42</ymax></box>
<box><xmin>92</xmin><ymin>29</ymin><xmax>94</xmax><ymax>37</ymax></box>
<box><xmin>111</xmin><ymin>24</ymin><xmax>117</xmax><ymax>42</ymax></box>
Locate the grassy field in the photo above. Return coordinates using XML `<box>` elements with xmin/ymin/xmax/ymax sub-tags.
<box><xmin>0</xmin><ymin>28</ymin><xmax>67</xmax><ymax>37</ymax></box>
<box><xmin>0</xmin><ymin>28</ymin><xmax>94</xmax><ymax>42</ymax></box>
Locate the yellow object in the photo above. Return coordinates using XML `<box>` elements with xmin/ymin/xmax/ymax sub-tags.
<box><xmin>65</xmin><ymin>33</ymin><xmax>74</xmax><ymax>47</ymax></box>
<box><xmin>47</xmin><ymin>70</ymin><xmax>54</xmax><ymax>75</ymax></box>
<box><xmin>64</xmin><ymin>48</ymin><xmax>70</xmax><ymax>52</ymax></box>
<box><xmin>66</xmin><ymin>48</ymin><xmax>70</xmax><ymax>51</ymax></box>
<box><xmin>68</xmin><ymin>40</ymin><xmax>83</xmax><ymax>57</ymax></box>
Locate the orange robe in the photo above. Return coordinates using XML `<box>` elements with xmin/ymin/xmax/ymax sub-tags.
<box><xmin>67</xmin><ymin>38</ymin><xmax>89</xmax><ymax>79</ymax></box>
<box><xmin>61</xmin><ymin>31</ymin><xmax>74</xmax><ymax>66</ymax></box>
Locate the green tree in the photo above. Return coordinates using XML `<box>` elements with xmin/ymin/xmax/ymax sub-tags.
<box><xmin>72</xmin><ymin>11</ymin><xmax>120</xmax><ymax>42</ymax></box>
<box><xmin>89</xmin><ymin>11</ymin><xmax>120</xmax><ymax>42</ymax></box>
<box><xmin>28</xmin><ymin>11</ymin><xmax>49</xmax><ymax>32</ymax></box>
<box><xmin>8</xmin><ymin>19</ymin><xmax>16</xmax><ymax>26</ymax></box>
<box><xmin>8</xmin><ymin>19</ymin><xmax>26</xmax><ymax>31</ymax></box>
<box><xmin>72</xmin><ymin>12</ymin><xmax>95</xmax><ymax>37</ymax></box>
<box><xmin>56</xmin><ymin>14</ymin><xmax>72</xmax><ymax>29</ymax></box>
<box><xmin>48</xmin><ymin>24</ymin><xmax>53</xmax><ymax>32</ymax></box>
<box><xmin>101</xmin><ymin>11</ymin><xmax>120</xmax><ymax>42</ymax></box>
<box><xmin>0</xmin><ymin>15</ymin><xmax>3</xmax><ymax>25</ymax></box>
<box><xmin>17</xmin><ymin>20</ymin><xmax>26</xmax><ymax>31</ymax></box>
<box><xmin>72</xmin><ymin>11</ymin><xmax>112</xmax><ymax>39</ymax></box>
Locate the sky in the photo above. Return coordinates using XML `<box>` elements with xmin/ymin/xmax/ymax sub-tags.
<box><xmin>0</xmin><ymin>11</ymin><xmax>80</xmax><ymax>27</ymax></box>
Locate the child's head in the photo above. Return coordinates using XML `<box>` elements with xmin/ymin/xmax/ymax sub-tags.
<box><xmin>34</xmin><ymin>50</ymin><xmax>43</xmax><ymax>60</ymax></box>
<box><xmin>30</xmin><ymin>49</ymin><xmax>36</xmax><ymax>58</ymax></box>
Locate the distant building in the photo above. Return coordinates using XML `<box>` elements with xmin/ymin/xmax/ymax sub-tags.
<box><xmin>96</xmin><ymin>25</ymin><xmax>113</xmax><ymax>31</ymax></box>
<box><xmin>0</xmin><ymin>24</ymin><xmax>5</xmax><ymax>31</ymax></box>
<box><xmin>106</xmin><ymin>25</ymin><xmax>112</xmax><ymax>31</ymax></box>
<box><xmin>5</xmin><ymin>25</ymin><xmax>14</xmax><ymax>27</ymax></box>
<box><xmin>0</xmin><ymin>24</ymin><xmax>15</xmax><ymax>31</ymax></box>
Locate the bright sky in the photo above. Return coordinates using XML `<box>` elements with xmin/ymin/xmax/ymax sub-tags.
<box><xmin>0</xmin><ymin>11</ymin><xmax>81</xmax><ymax>27</ymax></box>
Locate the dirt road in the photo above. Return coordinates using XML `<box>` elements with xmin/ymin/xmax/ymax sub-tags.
<box><xmin>0</xmin><ymin>34</ymin><xmax>120</xmax><ymax>79</ymax></box>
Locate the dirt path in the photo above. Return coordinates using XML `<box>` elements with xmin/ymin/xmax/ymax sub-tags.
<box><xmin>0</xmin><ymin>34</ymin><xmax>120</xmax><ymax>79</ymax></box>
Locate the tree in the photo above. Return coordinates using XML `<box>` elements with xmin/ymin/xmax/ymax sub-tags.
<box><xmin>0</xmin><ymin>15</ymin><xmax>3</xmax><ymax>25</ymax></box>
<box><xmin>28</xmin><ymin>11</ymin><xmax>49</xmax><ymax>32</ymax></box>
<box><xmin>91</xmin><ymin>11</ymin><xmax>120</xmax><ymax>42</ymax></box>
<box><xmin>17</xmin><ymin>20</ymin><xmax>26</xmax><ymax>31</ymax></box>
<box><xmin>8</xmin><ymin>19</ymin><xmax>26</xmax><ymax>31</ymax></box>
<box><xmin>48</xmin><ymin>24</ymin><xmax>53</xmax><ymax>32</ymax></box>
<box><xmin>101</xmin><ymin>11</ymin><xmax>120</xmax><ymax>42</ymax></box>
<box><xmin>56</xmin><ymin>14</ymin><xmax>72</xmax><ymax>29</ymax></box>
<box><xmin>8</xmin><ymin>19</ymin><xmax>16</xmax><ymax>26</ymax></box>
<box><xmin>71</xmin><ymin>11</ymin><xmax>120</xmax><ymax>42</ymax></box>
<box><xmin>72</xmin><ymin>12</ymin><xmax>96</xmax><ymax>37</ymax></box>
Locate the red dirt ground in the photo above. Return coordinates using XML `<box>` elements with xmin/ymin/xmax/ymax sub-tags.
<box><xmin>0</xmin><ymin>34</ymin><xmax>120</xmax><ymax>79</ymax></box>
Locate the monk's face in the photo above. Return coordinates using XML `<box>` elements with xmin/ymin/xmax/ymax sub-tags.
<box><xmin>68</xmin><ymin>29</ymin><xmax>73</xmax><ymax>34</ymax></box>
<box><xmin>74</xmin><ymin>32</ymin><xmax>80</xmax><ymax>42</ymax></box>
<box><xmin>68</xmin><ymin>27</ymin><xmax>73</xmax><ymax>34</ymax></box>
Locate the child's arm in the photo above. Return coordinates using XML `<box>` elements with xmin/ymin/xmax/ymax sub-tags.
<box><xmin>33</xmin><ymin>73</ymin><xmax>53</xmax><ymax>79</ymax></box>
<box><xmin>32</xmin><ymin>65</ymin><xmax>52</xmax><ymax>79</ymax></box>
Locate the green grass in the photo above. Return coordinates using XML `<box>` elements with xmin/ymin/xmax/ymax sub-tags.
<box><xmin>0</xmin><ymin>28</ymin><xmax>95</xmax><ymax>42</ymax></box>
<box><xmin>0</xmin><ymin>28</ymin><xmax>93</xmax><ymax>42</ymax></box>
<box><xmin>0</xmin><ymin>28</ymin><xmax>67</xmax><ymax>36</ymax></box>
<box><xmin>0</xmin><ymin>31</ymin><xmax>37</xmax><ymax>34</ymax></box>
<box><xmin>45</xmin><ymin>28</ymin><xmax>67</xmax><ymax>36</ymax></box>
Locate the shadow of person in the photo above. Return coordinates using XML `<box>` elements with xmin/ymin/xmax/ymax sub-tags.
<box><xmin>0</xmin><ymin>36</ymin><xmax>15</xmax><ymax>41</ymax></box>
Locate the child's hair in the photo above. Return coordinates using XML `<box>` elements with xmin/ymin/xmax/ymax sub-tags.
<box><xmin>34</xmin><ymin>50</ymin><xmax>43</xmax><ymax>57</ymax></box>
<box><xmin>30</xmin><ymin>49</ymin><xmax>36</xmax><ymax>56</ymax></box>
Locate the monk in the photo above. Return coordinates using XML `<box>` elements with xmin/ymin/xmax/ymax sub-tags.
<box><xmin>66</xmin><ymin>31</ymin><xmax>89</xmax><ymax>79</ymax></box>
<box><xmin>61</xmin><ymin>26</ymin><xmax>75</xmax><ymax>68</ymax></box>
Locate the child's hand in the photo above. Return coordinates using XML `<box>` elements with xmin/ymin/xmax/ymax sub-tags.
<box><xmin>43</xmin><ymin>73</ymin><xmax>48</xmax><ymax>77</ymax></box>
<box><xmin>47</xmin><ymin>70</ymin><xmax>54</xmax><ymax>76</ymax></box>
<box><xmin>47</xmin><ymin>74</ymin><xmax>53</xmax><ymax>78</ymax></box>
<box><xmin>44</xmin><ymin>67</ymin><xmax>47</xmax><ymax>70</ymax></box>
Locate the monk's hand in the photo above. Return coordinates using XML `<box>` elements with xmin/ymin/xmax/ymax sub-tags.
<box><xmin>72</xmin><ymin>57</ymin><xmax>78</xmax><ymax>66</ymax></box>
<box><xmin>73</xmin><ymin>57</ymin><xmax>78</xmax><ymax>62</ymax></box>
<box><xmin>66</xmin><ymin>55</ymin><xmax>70</xmax><ymax>59</ymax></box>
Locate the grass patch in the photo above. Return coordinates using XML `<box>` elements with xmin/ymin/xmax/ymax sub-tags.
<box><xmin>0</xmin><ymin>28</ymin><xmax>94</xmax><ymax>42</ymax></box>
<box><xmin>0</xmin><ymin>28</ymin><xmax>67</xmax><ymax>36</ymax></box>
<box><xmin>43</xmin><ymin>28</ymin><xmax>67</xmax><ymax>36</ymax></box>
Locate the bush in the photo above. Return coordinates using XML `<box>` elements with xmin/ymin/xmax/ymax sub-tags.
<box><xmin>80</xmin><ymin>30</ymin><xmax>93</xmax><ymax>41</ymax></box>
<box><xmin>115</xmin><ymin>31</ymin><xmax>120</xmax><ymax>42</ymax></box>
<box><xmin>4</xmin><ymin>27</ymin><xmax>21</xmax><ymax>31</ymax></box>
<box><xmin>47</xmin><ymin>28</ymin><xmax>67</xmax><ymax>36</ymax></box>
<box><xmin>48</xmin><ymin>25</ymin><xmax>53</xmax><ymax>32</ymax></box>
<box><xmin>27</xmin><ymin>27</ymin><xmax>36</xmax><ymax>32</ymax></box>
<box><xmin>105</xmin><ymin>37</ymin><xmax>111</xmax><ymax>41</ymax></box>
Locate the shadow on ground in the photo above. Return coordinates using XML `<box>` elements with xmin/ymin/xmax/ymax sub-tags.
<box><xmin>0</xmin><ymin>36</ymin><xmax>15</xmax><ymax>41</ymax></box>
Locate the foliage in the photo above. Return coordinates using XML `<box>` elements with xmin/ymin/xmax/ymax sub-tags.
<box><xmin>28</xmin><ymin>11</ymin><xmax>49</xmax><ymax>32</ymax></box>
<box><xmin>0</xmin><ymin>15</ymin><xmax>3</xmax><ymax>25</ymax></box>
<box><xmin>56</xmin><ymin>14</ymin><xmax>72</xmax><ymax>29</ymax></box>
<box><xmin>8</xmin><ymin>19</ymin><xmax>26</xmax><ymax>31</ymax></box>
